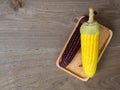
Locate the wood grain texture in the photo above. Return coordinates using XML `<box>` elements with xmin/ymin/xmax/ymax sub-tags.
<box><xmin>0</xmin><ymin>0</ymin><xmax>119</xmax><ymax>90</ymax></box>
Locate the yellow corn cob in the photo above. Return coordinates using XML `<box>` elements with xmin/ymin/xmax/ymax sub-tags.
<box><xmin>80</xmin><ymin>8</ymin><xmax>100</xmax><ymax>77</ymax></box>
<box><xmin>81</xmin><ymin>34</ymin><xmax>99</xmax><ymax>77</ymax></box>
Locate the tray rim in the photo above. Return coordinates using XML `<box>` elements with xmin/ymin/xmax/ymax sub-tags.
<box><xmin>56</xmin><ymin>16</ymin><xmax>113</xmax><ymax>81</ymax></box>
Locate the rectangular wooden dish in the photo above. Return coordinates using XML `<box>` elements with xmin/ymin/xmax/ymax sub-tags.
<box><xmin>56</xmin><ymin>16</ymin><xmax>113</xmax><ymax>81</ymax></box>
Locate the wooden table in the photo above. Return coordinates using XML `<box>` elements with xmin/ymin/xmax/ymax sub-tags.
<box><xmin>0</xmin><ymin>0</ymin><xmax>120</xmax><ymax>90</ymax></box>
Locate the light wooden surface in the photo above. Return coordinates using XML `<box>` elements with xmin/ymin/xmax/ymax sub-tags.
<box><xmin>0</xmin><ymin>0</ymin><xmax>120</xmax><ymax>90</ymax></box>
<box><xmin>56</xmin><ymin>21</ymin><xmax>113</xmax><ymax>81</ymax></box>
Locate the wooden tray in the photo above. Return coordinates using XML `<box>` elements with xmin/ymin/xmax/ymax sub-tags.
<box><xmin>56</xmin><ymin>16</ymin><xmax>113</xmax><ymax>81</ymax></box>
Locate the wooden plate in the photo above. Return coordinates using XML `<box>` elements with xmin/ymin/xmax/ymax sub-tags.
<box><xmin>56</xmin><ymin>16</ymin><xmax>113</xmax><ymax>81</ymax></box>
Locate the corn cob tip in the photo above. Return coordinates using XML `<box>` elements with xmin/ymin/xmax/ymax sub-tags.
<box><xmin>84</xmin><ymin>70</ymin><xmax>96</xmax><ymax>78</ymax></box>
<box><xmin>88</xmin><ymin>8</ymin><xmax>94</xmax><ymax>23</ymax></box>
